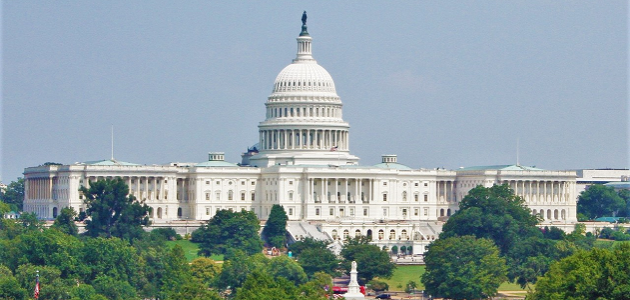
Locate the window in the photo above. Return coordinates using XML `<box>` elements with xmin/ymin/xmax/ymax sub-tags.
<box><xmin>414</xmin><ymin>182</ymin><xmax>419</xmax><ymax>187</ymax></box>
<box><xmin>216</xmin><ymin>181</ymin><xmax>220</xmax><ymax>185</ymax></box>
<box><xmin>423</xmin><ymin>208</ymin><xmax>428</xmax><ymax>216</ymax></box>
<box><xmin>241</xmin><ymin>192</ymin><xmax>246</xmax><ymax>201</ymax></box>
<box><xmin>332</xmin><ymin>230</ymin><xmax>338</xmax><ymax>240</ymax></box>
<box><xmin>355</xmin><ymin>229</ymin><xmax>361</xmax><ymax>237</ymax></box>
<box><xmin>241</xmin><ymin>181</ymin><xmax>245</xmax><ymax>185</ymax></box>
<box><xmin>206</xmin><ymin>181</ymin><xmax>210</xmax><ymax>185</ymax></box>
<box><xmin>402</xmin><ymin>208</ymin><xmax>408</xmax><ymax>217</ymax></box>
<box><xmin>378</xmin><ymin>230</ymin><xmax>384</xmax><ymax>240</ymax></box>
<box><xmin>402</xmin><ymin>191</ymin><xmax>407</xmax><ymax>201</ymax></box>
<box><xmin>350</xmin><ymin>208</ymin><xmax>354</xmax><ymax>216</ymax></box>
<box><xmin>389</xmin><ymin>230</ymin><xmax>396</xmax><ymax>240</ymax></box>
<box><xmin>289</xmin><ymin>181</ymin><xmax>293</xmax><ymax>185</ymax></box>
<box><xmin>251</xmin><ymin>181</ymin><xmax>255</xmax><ymax>185</ymax></box>
<box><xmin>414</xmin><ymin>194</ymin><xmax>419</xmax><ymax>202</ymax></box>
<box><xmin>216</xmin><ymin>192</ymin><xmax>221</xmax><ymax>201</ymax></box>
<box><xmin>315</xmin><ymin>208</ymin><xmax>320</xmax><ymax>216</ymax></box>
<box><xmin>383</xmin><ymin>208</ymin><xmax>388</xmax><ymax>216</ymax></box>
<box><xmin>382</xmin><ymin>193</ymin><xmax>388</xmax><ymax>201</ymax></box>
<box><xmin>288</xmin><ymin>208</ymin><xmax>294</xmax><ymax>215</ymax></box>
<box><xmin>205</xmin><ymin>207</ymin><xmax>210</xmax><ymax>215</ymax></box>
<box><xmin>414</xmin><ymin>208</ymin><xmax>419</xmax><ymax>216</ymax></box>
<box><xmin>343</xmin><ymin>230</ymin><xmax>349</xmax><ymax>239</ymax></box>
<box><xmin>228</xmin><ymin>190</ymin><xmax>234</xmax><ymax>200</ymax></box>
<box><xmin>424</xmin><ymin>194</ymin><xmax>428</xmax><ymax>202</ymax></box>
<box><xmin>363</xmin><ymin>208</ymin><xmax>368</xmax><ymax>216</ymax></box>
<box><xmin>424</xmin><ymin>182</ymin><xmax>428</xmax><ymax>187</ymax></box>
<box><xmin>330</xmin><ymin>207</ymin><xmax>334</xmax><ymax>216</ymax></box>
<box><xmin>205</xmin><ymin>193</ymin><xmax>210</xmax><ymax>200</ymax></box>
<box><xmin>361</xmin><ymin>192</ymin><xmax>365</xmax><ymax>201</ymax></box>
<box><xmin>251</xmin><ymin>193</ymin><xmax>255</xmax><ymax>201</ymax></box>
<box><xmin>383</xmin><ymin>181</ymin><xmax>387</xmax><ymax>186</ymax></box>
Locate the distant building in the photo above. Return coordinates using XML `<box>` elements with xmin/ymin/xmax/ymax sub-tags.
<box><xmin>22</xmin><ymin>15</ymin><xmax>578</xmax><ymax>253</ymax></box>
<box><xmin>575</xmin><ymin>169</ymin><xmax>630</xmax><ymax>195</ymax></box>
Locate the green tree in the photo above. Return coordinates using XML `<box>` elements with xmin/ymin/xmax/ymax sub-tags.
<box><xmin>51</xmin><ymin>207</ymin><xmax>79</xmax><ymax>236</ymax></box>
<box><xmin>190</xmin><ymin>257</ymin><xmax>221</xmax><ymax>285</ymax></box>
<box><xmin>577</xmin><ymin>184</ymin><xmax>625</xmax><ymax>219</ymax></box>
<box><xmin>215</xmin><ymin>250</ymin><xmax>269</xmax><ymax>292</ymax></box>
<box><xmin>0</xmin><ymin>275</ymin><xmax>28</xmax><ymax>300</ymax></box>
<box><xmin>289</xmin><ymin>237</ymin><xmax>339</xmax><ymax>277</ymax></box>
<box><xmin>527</xmin><ymin>243</ymin><xmax>630</xmax><ymax>300</ymax></box>
<box><xmin>234</xmin><ymin>270</ymin><xmax>299</xmax><ymax>300</ymax></box>
<box><xmin>262</xmin><ymin>204</ymin><xmax>288</xmax><ymax>248</ymax></box>
<box><xmin>265</xmin><ymin>255</ymin><xmax>308</xmax><ymax>285</ymax></box>
<box><xmin>80</xmin><ymin>178</ymin><xmax>151</xmax><ymax>240</ymax></box>
<box><xmin>0</xmin><ymin>178</ymin><xmax>24</xmax><ymax>211</ymax></box>
<box><xmin>161</xmin><ymin>245</ymin><xmax>192</xmax><ymax>299</ymax></box>
<box><xmin>422</xmin><ymin>236</ymin><xmax>508</xmax><ymax>300</ymax></box>
<box><xmin>82</xmin><ymin>237</ymin><xmax>142</xmax><ymax>287</ymax></box>
<box><xmin>167</xmin><ymin>281</ymin><xmax>222</xmax><ymax>300</ymax></box>
<box><xmin>191</xmin><ymin>209</ymin><xmax>263</xmax><ymax>256</ymax></box>
<box><xmin>92</xmin><ymin>275</ymin><xmax>138</xmax><ymax>300</ymax></box>
<box><xmin>441</xmin><ymin>184</ymin><xmax>539</xmax><ymax>254</ymax></box>
<box><xmin>340</xmin><ymin>237</ymin><xmax>395</xmax><ymax>283</ymax></box>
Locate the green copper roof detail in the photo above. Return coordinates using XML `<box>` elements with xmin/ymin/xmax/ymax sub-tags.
<box><xmin>459</xmin><ymin>164</ymin><xmax>544</xmax><ymax>171</ymax></box>
<box><xmin>373</xmin><ymin>162</ymin><xmax>413</xmax><ymax>171</ymax></box>
<box><xmin>81</xmin><ymin>159</ymin><xmax>140</xmax><ymax>166</ymax></box>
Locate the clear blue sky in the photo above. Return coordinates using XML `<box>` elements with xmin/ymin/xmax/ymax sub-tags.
<box><xmin>2</xmin><ymin>1</ymin><xmax>628</xmax><ymax>182</ymax></box>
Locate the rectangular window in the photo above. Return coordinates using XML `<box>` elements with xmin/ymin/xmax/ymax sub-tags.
<box><xmin>415</xmin><ymin>182</ymin><xmax>419</xmax><ymax>187</ymax></box>
<box><xmin>383</xmin><ymin>182</ymin><xmax>387</xmax><ymax>186</ymax></box>
<box><xmin>424</xmin><ymin>182</ymin><xmax>428</xmax><ymax>187</ymax></box>
<box><xmin>315</xmin><ymin>208</ymin><xmax>320</xmax><ymax>216</ymax></box>
<box><xmin>414</xmin><ymin>208</ymin><xmax>419</xmax><ymax>216</ymax></box>
<box><xmin>241</xmin><ymin>192</ymin><xmax>246</xmax><ymax>201</ymax></box>
<box><xmin>205</xmin><ymin>193</ymin><xmax>210</xmax><ymax>200</ymax></box>
<box><xmin>350</xmin><ymin>208</ymin><xmax>354</xmax><ymax>216</ymax></box>
<box><xmin>288</xmin><ymin>208</ymin><xmax>294</xmax><ymax>215</ymax></box>
<box><xmin>251</xmin><ymin>193</ymin><xmax>255</xmax><ymax>201</ymax></box>
<box><xmin>363</xmin><ymin>208</ymin><xmax>368</xmax><ymax>216</ymax></box>
<box><xmin>206</xmin><ymin>181</ymin><xmax>210</xmax><ymax>185</ymax></box>
<box><xmin>414</xmin><ymin>194</ymin><xmax>419</xmax><ymax>202</ymax></box>
<box><xmin>206</xmin><ymin>207</ymin><xmax>210</xmax><ymax>215</ymax></box>
<box><xmin>289</xmin><ymin>181</ymin><xmax>293</xmax><ymax>185</ymax></box>
<box><xmin>424</xmin><ymin>194</ymin><xmax>428</xmax><ymax>202</ymax></box>
<box><xmin>216</xmin><ymin>192</ymin><xmax>221</xmax><ymax>201</ymax></box>
<box><xmin>383</xmin><ymin>208</ymin><xmax>388</xmax><ymax>216</ymax></box>
<box><xmin>330</xmin><ymin>207</ymin><xmax>334</xmax><ymax>216</ymax></box>
<box><xmin>251</xmin><ymin>181</ymin><xmax>255</xmax><ymax>185</ymax></box>
<box><xmin>383</xmin><ymin>193</ymin><xmax>388</xmax><ymax>201</ymax></box>
<box><xmin>216</xmin><ymin>181</ymin><xmax>220</xmax><ymax>185</ymax></box>
<box><xmin>289</xmin><ymin>192</ymin><xmax>294</xmax><ymax>201</ymax></box>
<box><xmin>423</xmin><ymin>208</ymin><xmax>428</xmax><ymax>216</ymax></box>
<box><xmin>241</xmin><ymin>181</ymin><xmax>245</xmax><ymax>185</ymax></box>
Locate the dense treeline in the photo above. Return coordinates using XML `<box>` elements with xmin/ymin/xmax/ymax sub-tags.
<box><xmin>422</xmin><ymin>184</ymin><xmax>597</xmax><ymax>300</ymax></box>
<box><xmin>0</xmin><ymin>179</ymin><xmax>394</xmax><ymax>299</ymax></box>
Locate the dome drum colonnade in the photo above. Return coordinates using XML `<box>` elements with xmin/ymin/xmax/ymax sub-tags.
<box><xmin>251</xmin><ymin>14</ymin><xmax>357</xmax><ymax>166</ymax></box>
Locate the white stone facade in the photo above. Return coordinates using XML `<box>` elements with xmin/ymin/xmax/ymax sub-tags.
<box><xmin>23</xmin><ymin>17</ymin><xmax>578</xmax><ymax>254</ymax></box>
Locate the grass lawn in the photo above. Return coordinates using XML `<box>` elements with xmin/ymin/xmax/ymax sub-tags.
<box><xmin>165</xmin><ymin>240</ymin><xmax>223</xmax><ymax>262</ymax></box>
<box><xmin>378</xmin><ymin>265</ymin><xmax>528</xmax><ymax>292</ymax></box>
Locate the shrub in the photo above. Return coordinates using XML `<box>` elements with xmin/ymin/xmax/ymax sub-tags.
<box><xmin>368</xmin><ymin>279</ymin><xmax>389</xmax><ymax>292</ymax></box>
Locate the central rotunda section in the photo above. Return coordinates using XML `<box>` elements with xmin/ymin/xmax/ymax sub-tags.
<box><xmin>250</xmin><ymin>14</ymin><xmax>360</xmax><ymax>167</ymax></box>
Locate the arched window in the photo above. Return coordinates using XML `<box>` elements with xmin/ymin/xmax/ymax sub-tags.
<box><xmin>177</xmin><ymin>207</ymin><xmax>182</xmax><ymax>218</ymax></box>
<box><xmin>401</xmin><ymin>229</ymin><xmax>408</xmax><ymax>240</ymax></box>
<box><xmin>343</xmin><ymin>230</ymin><xmax>349</xmax><ymax>239</ymax></box>
<box><xmin>561</xmin><ymin>209</ymin><xmax>566</xmax><ymax>220</ymax></box>
<box><xmin>355</xmin><ymin>229</ymin><xmax>361</xmax><ymax>237</ymax></box>
<box><xmin>440</xmin><ymin>209</ymin><xmax>445</xmax><ymax>217</ymax></box>
<box><xmin>447</xmin><ymin>208</ymin><xmax>451</xmax><ymax>216</ymax></box>
<box><xmin>157</xmin><ymin>207</ymin><xmax>163</xmax><ymax>219</ymax></box>
<box><xmin>378</xmin><ymin>229</ymin><xmax>384</xmax><ymax>240</ymax></box>
<box><xmin>52</xmin><ymin>207</ymin><xmax>58</xmax><ymax>218</ymax></box>
<box><xmin>554</xmin><ymin>209</ymin><xmax>559</xmax><ymax>220</ymax></box>
<box><xmin>332</xmin><ymin>230</ymin><xmax>338</xmax><ymax>240</ymax></box>
<box><xmin>389</xmin><ymin>230</ymin><xmax>396</xmax><ymax>240</ymax></box>
<box><xmin>547</xmin><ymin>209</ymin><xmax>552</xmax><ymax>220</ymax></box>
<box><xmin>402</xmin><ymin>191</ymin><xmax>407</xmax><ymax>201</ymax></box>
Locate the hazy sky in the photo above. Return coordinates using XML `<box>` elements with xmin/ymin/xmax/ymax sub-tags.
<box><xmin>2</xmin><ymin>1</ymin><xmax>628</xmax><ymax>182</ymax></box>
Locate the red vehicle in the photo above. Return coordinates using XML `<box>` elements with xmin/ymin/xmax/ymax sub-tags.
<box><xmin>332</xmin><ymin>286</ymin><xmax>366</xmax><ymax>295</ymax></box>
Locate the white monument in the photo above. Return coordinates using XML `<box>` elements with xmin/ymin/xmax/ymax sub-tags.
<box><xmin>344</xmin><ymin>261</ymin><xmax>365</xmax><ymax>299</ymax></box>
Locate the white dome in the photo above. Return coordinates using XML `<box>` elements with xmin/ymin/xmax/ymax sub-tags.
<box><xmin>272</xmin><ymin>63</ymin><xmax>337</xmax><ymax>94</ymax></box>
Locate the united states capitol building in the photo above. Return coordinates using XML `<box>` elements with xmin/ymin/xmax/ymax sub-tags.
<box><xmin>23</xmin><ymin>16</ymin><xmax>577</xmax><ymax>254</ymax></box>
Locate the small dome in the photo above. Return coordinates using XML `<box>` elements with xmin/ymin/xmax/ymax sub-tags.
<box><xmin>272</xmin><ymin>63</ymin><xmax>337</xmax><ymax>94</ymax></box>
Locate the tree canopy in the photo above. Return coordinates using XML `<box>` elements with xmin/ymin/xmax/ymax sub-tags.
<box><xmin>79</xmin><ymin>178</ymin><xmax>151</xmax><ymax>240</ymax></box>
<box><xmin>262</xmin><ymin>204</ymin><xmax>288</xmax><ymax>248</ymax></box>
<box><xmin>577</xmin><ymin>184</ymin><xmax>626</xmax><ymax>219</ymax></box>
<box><xmin>422</xmin><ymin>235</ymin><xmax>507</xmax><ymax>300</ymax></box>
<box><xmin>340</xmin><ymin>237</ymin><xmax>395</xmax><ymax>283</ymax></box>
<box><xmin>191</xmin><ymin>209</ymin><xmax>263</xmax><ymax>257</ymax></box>
<box><xmin>288</xmin><ymin>237</ymin><xmax>339</xmax><ymax>277</ymax></box>
<box><xmin>0</xmin><ymin>178</ymin><xmax>24</xmax><ymax>211</ymax></box>
<box><xmin>527</xmin><ymin>243</ymin><xmax>630</xmax><ymax>300</ymax></box>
